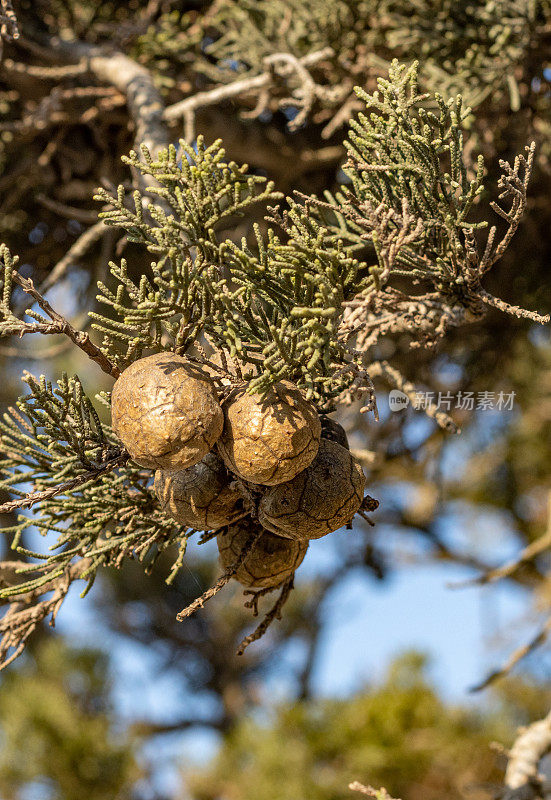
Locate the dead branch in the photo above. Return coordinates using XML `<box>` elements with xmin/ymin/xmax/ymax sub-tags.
<box><xmin>478</xmin><ymin>289</ymin><xmax>550</xmax><ymax>325</ymax></box>
<box><xmin>243</xmin><ymin>585</ymin><xmax>278</xmax><ymax>616</ymax></box>
<box><xmin>454</xmin><ymin>492</ymin><xmax>551</xmax><ymax>588</ymax></box>
<box><xmin>0</xmin><ymin>558</ymin><xmax>93</xmax><ymax>670</ymax></box>
<box><xmin>503</xmin><ymin>710</ymin><xmax>551</xmax><ymax>800</ymax></box>
<box><xmin>321</xmin><ymin>92</ymin><xmax>363</xmax><ymax>139</ymax></box>
<box><xmin>471</xmin><ymin>615</ymin><xmax>551</xmax><ymax>692</ymax></box>
<box><xmin>339</xmin><ymin>287</ymin><xmax>478</xmax><ymax>354</ymax></box>
<box><xmin>2</xmin><ymin>59</ymin><xmax>87</xmax><ymax>79</ymax></box>
<box><xmin>176</xmin><ymin>525</ymin><xmax>264</xmax><ymax>620</ymax></box>
<box><xmin>164</xmin><ymin>47</ymin><xmax>334</xmax><ymax>141</ymax></box>
<box><xmin>39</xmin><ymin>221</ymin><xmax>106</xmax><ymax>295</ymax></box>
<box><xmin>236</xmin><ymin>575</ymin><xmax>294</xmax><ymax>656</ymax></box>
<box><xmin>0</xmin><ymin>338</ymin><xmax>73</xmax><ymax>359</ymax></box>
<box><xmin>35</xmin><ymin>195</ymin><xmax>99</xmax><ymax>224</ymax></box>
<box><xmin>0</xmin><ymin>86</ymin><xmax>125</xmax><ymax>135</ymax></box>
<box><xmin>481</xmin><ymin>143</ymin><xmax>537</xmax><ymax>272</ymax></box>
<box><xmin>349</xmin><ymin>783</ymin><xmax>400</xmax><ymax>800</ymax></box>
<box><xmin>5</xmin><ymin>268</ymin><xmax>120</xmax><ymax>378</ymax></box>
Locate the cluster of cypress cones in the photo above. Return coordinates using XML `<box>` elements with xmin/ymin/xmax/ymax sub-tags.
<box><xmin>111</xmin><ymin>352</ymin><xmax>367</xmax><ymax>590</ymax></box>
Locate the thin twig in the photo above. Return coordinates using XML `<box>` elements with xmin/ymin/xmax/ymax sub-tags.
<box><xmin>0</xmin><ymin>338</ymin><xmax>73</xmax><ymax>359</ymax></box>
<box><xmin>176</xmin><ymin>526</ymin><xmax>264</xmax><ymax>620</ymax></box>
<box><xmin>2</xmin><ymin>59</ymin><xmax>87</xmax><ymax>79</ymax></box>
<box><xmin>236</xmin><ymin>576</ymin><xmax>294</xmax><ymax>656</ymax></box>
<box><xmin>453</xmin><ymin>492</ymin><xmax>551</xmax><ymax>588</ymax></box>
<box><xmin>470</xmin><ymin>615</ymin><xmax>551</xmax><ymax>692</ymax></box>
<box><xmin>9</xmin><ymin>269</ymin><xmax>120</xmax><ymax>378</ymax></box>
<box><xmin>482</xmin><ymin>143</ymin><xmax>537</xmax><ymax>271</ymax></box>
<box><xmin>0</xmin><ymin>451</ymin><xmax>128</xmax><ymax>515</ymax></box>
<box><xmin>243</xmin><ymin>584</ymin><xmax>278</xmax><ymax>616</ymax></box>
<box><xmin>478</xmin><ymin>288</ymin><xmax>549</xmax><ymax>325</ymax></box>
<box><xmin>0</xmin><ymin>558</ymin><xmax>92</xmax><ymax>670</ymax></box>
<box><xmin>35</xmin><ymin>195</ymin><xmax>99</xmax><ymax>224</ymax></box>
<box><xmin>39</xmin><ymin>221</ymin><xmax>106</xmax><ymax>295</ymax></box>
<box><xmin>163</xmin><ymin>47</ymin><xmax>334</xmax><ymax>140</ymax></box>
<box><xmin>349</xmin><ymin>783</ymin><xmax>400</xmax><ymax>800</ymax></box>
<box><xmin>503</xmin><ymin>710</ymin><xmax>551</xmax><ymax>800</ymax></box>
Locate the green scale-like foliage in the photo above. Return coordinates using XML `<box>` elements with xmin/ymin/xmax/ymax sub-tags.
<box><xmin>92</xmin><ymin>137</ymin><xmax>372</xmax><ymax>402</ymax></box>
<box><xmin>216</xmin><ymin>213</ymin><xmax>365</xmax><ymax>398</ymax></box>
<box><xmin>91</xmin><ymin>138</ymin><xmax>281</xmax><ymax>368</ymax></box>
<box><xmin>0</xmin><ymin>373</ymin><xmax>185</xmax><ymax>600</ymax></box>
<box><xmin>316</xmin><ymin>62</ymin><xmax>486</xmax><ymax>289</ymax></box>
<box><xmin>137</xmin><ymin>0</ymin><xmax>551</xmax><ymax>114</ymax></box>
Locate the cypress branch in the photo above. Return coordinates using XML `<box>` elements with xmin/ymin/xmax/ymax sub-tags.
<box><xmin>0</xmin><ymin>61</ymin><xmax>546</xmax><ymax>667</ymax></box>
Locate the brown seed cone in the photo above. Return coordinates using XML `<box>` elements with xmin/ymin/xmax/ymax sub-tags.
<box><xmin>111</xmin><ymin>352</ymin><xmax>223</xmax><ymax>470</ymax></box>
<box><xmin>258</xmin><ymin>439</ymin><xmax>366</xmax><ymax>541</ymax></box>
<box><xmin>320</xmin><ymin>415</ymin><xmax>349</xmax><ymax>450</ymax></box>
<box><xmin>217</xmin><ymin>519</ymin><xmax>308</xmax><ymax>589</ymax></box>
<box><xmin>154</xmin><ymin>452</ymin><xmax>249</xmax><ymax>531</ymax></box>
<box><xmin>216</xmin><ymin>381</ymin><xmax>321</xmax><ymax>486</ymax></box>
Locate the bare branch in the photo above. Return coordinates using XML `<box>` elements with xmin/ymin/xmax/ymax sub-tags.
<box><xmin>471</xmin><ymin>615</ymin><xmax>551</xmax><ymax>692</ymax></box>
<box><xmin>51</xmin><ymin>38</ymin><xmax>169</xmax><ymax>156</ymax></box>
<box><xmin>236</xmin><ymin>576</ymin><xmax>294</xmax><ymax>656</ymax></box>
<box><xmin>39</xmin><ymin>221</ymin><xmax>106</xmax><ymax>295</ymax></box>
<box><xmin>0</xmin><ymin>558</ymin><xmax>93</xmax><ymax>671</ymax></box>
<box><xmin>454</xmin><ymin>492</ymin><xmax>551</xmax><ymax>588</ymax></box>
<box><xmin>176</xmin><ymin>526</ymin><xmax>264</xmax><ymax>621</ymax></box>
<box><xmin>2</xmin><ymin>59</ymin><xmax>87</xmax><ymax>79</ymax></box>
<box><xmin>35</xmin><ymin>195</ymin><xmax>99</xmax><ymax>224</ymax></box>
<box><xmin>164</xmin><ymin>48</ymin><xmax>334</xmax><ymax>140</ymax></box>
<box><xmin>349</xmin><ymin>783</ymin><xmax>400</xmax><ymax>800</ymax></box>
<box><xmin>5</xmin><ymin>267</ymin><xmax>120</xmax><ymax>378</ymax></box>
<box><xmin>503</xmin><ymin>710</ymin><xmax>551</xmax><ymax>800</ymax></box>
<box><xmin>481</xmin><ymin>142</ymin><xmax>537</xmax><ymax>272</ymax></box>
<box><xmin>478</xmin><ymin>288</ymin><xmax>549</xmax><ymax>325</ymax></box>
